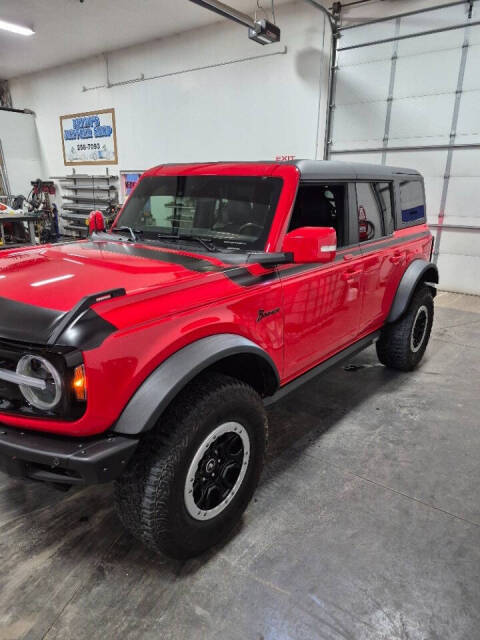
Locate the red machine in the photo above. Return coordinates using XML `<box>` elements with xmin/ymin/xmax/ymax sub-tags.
<box><xmin>88</xmin><ymin>210</ymin><xmax>106</xmax><ymax>234</ymax></box>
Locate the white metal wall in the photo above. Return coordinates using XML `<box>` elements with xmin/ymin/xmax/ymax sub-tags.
<box><xmin>0</xmin><ymin>110</ymin><xmax>44</xmax><ymax>196</ymax></box>
<box><xmin>9</xmin><ymin>2</ymin><xmax>330</xmax><ymax>177</ymax></box>
<box><xmin>330</xmin><ymin>1</ymin><xmax>480</xmax><ymax>295</ymax></box>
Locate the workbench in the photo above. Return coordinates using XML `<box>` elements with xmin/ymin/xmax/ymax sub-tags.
<box><xmin>0</xmin><ymin>212</ymin><xmax>38</xmax><ymax>247</ymax></box>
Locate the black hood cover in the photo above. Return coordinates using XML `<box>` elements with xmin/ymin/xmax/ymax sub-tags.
<box><xmin>0</xmin><ymin>296</ymin><xmax>116</xmax><ymax>351</ymax></box>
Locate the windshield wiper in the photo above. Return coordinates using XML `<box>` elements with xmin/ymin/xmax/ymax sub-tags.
<box><xmin>111</xmin><ymin>226</ymin><xmax>142</xmax><ymax>242</ymax></box>
<box><xmin>156</xmin><ymin>233</ymin><xmax>218</xmax><ymax>252</ymax></box>
<box><xmin>183</xmin><ymin>235</ymin><xmax>218</xmax><ymax>252</ymax></box>
<box><xmin>156</xmin><ymin>233</ymin><xmax>180</xmax><ymax>241</ymax></box>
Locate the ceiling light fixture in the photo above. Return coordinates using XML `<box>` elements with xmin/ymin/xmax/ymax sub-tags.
<box><xmin>0</xmin><ymin>19</ymin><xmax>35</xmax><ymax>36</ymax></box>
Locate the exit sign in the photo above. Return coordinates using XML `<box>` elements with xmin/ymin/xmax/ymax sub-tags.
<box><xmin>275</xmin><ymin>155</ymin><xmax>296</xmax><ymax>161</ymax></box>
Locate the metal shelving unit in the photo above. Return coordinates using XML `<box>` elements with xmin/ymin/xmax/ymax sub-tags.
<box><xmin>51</xmin><ymin>169</ymin><xmax>118</xmax><ymax>237</ymax></box>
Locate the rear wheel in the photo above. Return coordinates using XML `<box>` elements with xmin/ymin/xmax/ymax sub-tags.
<box><xmin>114</xmin><ymin>373</ymin><xmax>267</xmax><ymax>559</ymax></box>
<box><xmin>376</xmin><ymin>285</ymin><xmax>434</xmax><ymax>371</ymax></box>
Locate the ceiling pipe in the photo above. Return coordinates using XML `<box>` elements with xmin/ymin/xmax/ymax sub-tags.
<box><xmin>187</xmin><ymin>0</ymin><xmax>256</xmax><ymax>29</ymax></box>
<box><xmin>188</xmin><ymin>0</ymin><xmax>282</xmax><ymax>43</ymax></box>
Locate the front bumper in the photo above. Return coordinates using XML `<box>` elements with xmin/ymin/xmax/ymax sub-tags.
<box><xmin>0</xmin><ymin>424</ymin><xmax>138</xmax><ymax>486</ymax></box>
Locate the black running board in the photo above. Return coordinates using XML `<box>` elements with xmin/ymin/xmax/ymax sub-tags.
<box><xmin>265</xmin><ymin>331</ymin><xmax>380</xmax><ymax>406</ymax></box>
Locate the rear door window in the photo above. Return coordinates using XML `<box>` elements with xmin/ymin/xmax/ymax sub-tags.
<box><xmin>374</xmin><ymin>182</ymin><xmax>394</xmax><ymax>235</ymax></box>
<box><xmin>355</xmin><ymin>183</ymin><xmax>384</xmax><ymax>242</ymax></box>
<box><xmin>355</xmin><ymin>182</ymin><xmax>395</xmax><ymax>242</ymax></box>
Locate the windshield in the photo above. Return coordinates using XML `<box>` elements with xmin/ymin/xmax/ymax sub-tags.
<box><xmin>116</xmin><ymin>175</ymin><xmax>283</xmax><ymax>251</ymax></box>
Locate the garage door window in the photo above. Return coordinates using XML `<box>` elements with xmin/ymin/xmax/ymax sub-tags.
<box><xmin>399</xmin><ymin>180</ymin><xmax>426</xmax><ymax>225</ymax></box>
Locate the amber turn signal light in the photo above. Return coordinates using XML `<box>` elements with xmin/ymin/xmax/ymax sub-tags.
<box><xmin>72</xmin><ymin>364</ymin><xmax>87</xmax><ymax>402</ymax></box>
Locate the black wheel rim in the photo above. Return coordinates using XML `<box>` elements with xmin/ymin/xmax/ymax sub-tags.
<box><xmin>184</xmin><ymin>422</ymin><xmax>250</xmax><ymax>520</ymax></box>
<box><xmin>411</xmin><ymin>305</ymin><xmax>428</xmax><ymax>352</ymax></box>
<box><xmin>192</xmin><ymin>432</ymin><xmax>244</xmax><ymax>511</ymax></box>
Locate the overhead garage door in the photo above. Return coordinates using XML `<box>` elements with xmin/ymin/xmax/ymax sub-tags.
<box><xmin>329</xmin><ymin>1</ymin><xmax>480</xmax><ymax>295</ymax></box>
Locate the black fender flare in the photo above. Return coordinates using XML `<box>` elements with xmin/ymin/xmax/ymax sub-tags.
<box><xmin>388</xmin><ymin>259</ymin><xmax>439</xmax><ymax>323</ymax></box>
<box><xmin>112</xmin><ymin>334</ymin><xmax>280</xmax><ymax>436</ymax></box>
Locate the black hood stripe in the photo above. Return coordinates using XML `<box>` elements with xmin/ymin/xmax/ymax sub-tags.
<box><xmin>82</xmin><ymin>241</ymin><xmax>222</xmax><ymax>273</ymax></box>
<box><xmin>224</xmin><ymin>267</ymin><xmax>279</xmax><ymax>287</ymax></box>
<box><xmin>86</xmin><ymin>240</ymin><xmax>280</xmax><ymax>287</ymax></box>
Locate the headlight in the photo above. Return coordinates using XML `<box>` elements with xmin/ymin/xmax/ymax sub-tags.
<box><xmin>16</xmin><ymin>355</ymin><xmax>62</xmax><ymax>411</ymax></box>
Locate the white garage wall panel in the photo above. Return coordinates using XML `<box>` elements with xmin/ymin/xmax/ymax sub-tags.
<box><xmin>330</xmin><ymin>1</ymin><xmax>480</xmax><ymax>295</ymax></box>
<box><xmin>0</xmin><ymin>110</ymin><xmax>44</xmax><ymax>196</ymax></box>
<box><xmin>8</xmin><ymin>2</ymin><xmax>331</xmax><ymax>177</ymax></box>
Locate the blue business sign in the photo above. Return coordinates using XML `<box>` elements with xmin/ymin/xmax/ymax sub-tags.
<box><xmin>60</xmin><ymin>108</ymin><xmax>118</xmax><ymax>165</ymax></box>
<box><xmin>63</xmin><ymin>115</ymin><xmax>112</xmax><ymax>141</ymax></box>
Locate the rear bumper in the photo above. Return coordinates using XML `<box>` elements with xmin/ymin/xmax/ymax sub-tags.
<box><xmin>0</xmin><ymin>424</ymin><xmax>138</xmax><ymax>486</ymax></box>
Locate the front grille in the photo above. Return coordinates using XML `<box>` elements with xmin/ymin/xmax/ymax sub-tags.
<box><xmin>0</xmin><ymin>347</ymin><xmax>24</xmax><ymax>411</ymax></box>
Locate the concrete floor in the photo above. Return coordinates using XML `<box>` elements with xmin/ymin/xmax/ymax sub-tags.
<box><xmin>1</xmin><ymin>291</ymin><xmax>479</xmax><ymax>640</ymax></box>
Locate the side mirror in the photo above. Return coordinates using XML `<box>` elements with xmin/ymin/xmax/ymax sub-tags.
<box><xmin>282</xmin><ymin>226</ymin><xmax>336</xmax><ymax>264</ymax></box>
<box><xmin>88</xmin><ymin>210</ymin><xmax>106</xmax><ymax>234</ymax></box>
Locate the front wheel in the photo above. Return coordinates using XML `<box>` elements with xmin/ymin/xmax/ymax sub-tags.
<box><xmin>114</xmin><ymin>373</ymin><xmax>267</xmax><ymax>559</ymax></box>
<box><xmin>376</xmin><ymin>285</ymin><xmax>434</xmax><ymax>371</ymax></box>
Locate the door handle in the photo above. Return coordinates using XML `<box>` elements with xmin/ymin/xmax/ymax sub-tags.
<box><xmin>341</xmin><ymin>269</ymin><xmax>362</xmax><ymax>281</ymax></box>
<box><xmin>390</xmin><ymin>251</ymin><xmax>403</xmax><ymax>265</ymax></box>
<box><xmin>343</xmin><ymin>253</ymin><xmax>355</xmax><ymax>262</ymax></box>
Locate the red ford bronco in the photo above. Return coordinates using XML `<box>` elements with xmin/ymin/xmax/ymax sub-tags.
<box><xmin>0</xmin><ymin>161</ymin><xmax>438</xmax><ymax>558</ymax></box>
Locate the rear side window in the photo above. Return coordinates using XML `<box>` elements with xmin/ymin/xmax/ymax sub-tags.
<box><xmin>399</xmin><ymin>180</ymin><xmax>425</xmax><ymax>225</ymax></box>
<box><xmin>355</xmin><ymin>183</ymin><xmax>381</xmax><ymax>242</ymax></box>
<box><xmin>356</xmin><ymin>182</ymin><xmax>394</xmax><ymax>242</ymax></box>
<box><xmin>375</xmin><ymin>182</ymin><xmax>394</xmax><ymax>235</ymax></box>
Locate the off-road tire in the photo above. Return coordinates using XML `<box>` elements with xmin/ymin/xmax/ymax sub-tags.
<box><xmin>376</xmin><ymin>285</ymin><xmax>434</xmax><ymax>371</ymax></box>
<box><xmin>114</xmin><ymin>373</ymin><xmax>268</xmax><ymax>559</ymax></box>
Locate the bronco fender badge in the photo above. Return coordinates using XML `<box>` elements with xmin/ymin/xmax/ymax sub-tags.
<box><xmin>256</xmin><ymin>308</ymin><xmax>280</xmax><ymax>323</ymax></box>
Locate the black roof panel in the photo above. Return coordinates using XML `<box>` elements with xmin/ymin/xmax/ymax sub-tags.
<box><xmin>291</xmin><ymin>159</ymin><xmax>421</xmax><ymax>180</ymax></box>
